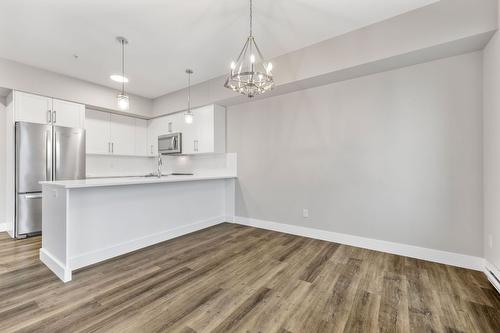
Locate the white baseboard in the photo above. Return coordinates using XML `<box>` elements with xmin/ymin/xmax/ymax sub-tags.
<box><xmin>234</xmin><ymin>216</ymin><xmax>484</xmax><ymax>271</ymax></box>
<box><xmin>484</xmin><ymin>260</ymin><xmax>500</xmax><ymax>294</ymax></box>
<box><xmin>0</xmin><ymin>223</ymin><xmax>8</xmax><ymax>232</ymax></box>
<box><xmin>69</xmin><ymin>216</ymin><xmax>226</xmax><ymax>272</ymax></box>
<box><xmin>40</xmin><ymin>248</ymin><xmax>71</xmax><ymax>283</ymax></box>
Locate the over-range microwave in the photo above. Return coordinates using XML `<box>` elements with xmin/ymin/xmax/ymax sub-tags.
<box><xmin>158</xmin><ymin>132</ymin><xmax>182</xmax><ymax>155</ymax></box>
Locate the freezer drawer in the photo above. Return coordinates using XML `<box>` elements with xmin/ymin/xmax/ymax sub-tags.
<box><xmin>17</xmin><ymin>193</ymin><xmax>42</xmax><ymax>236</ymax></box>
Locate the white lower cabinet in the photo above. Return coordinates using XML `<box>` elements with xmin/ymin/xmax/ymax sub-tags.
<box><xmin>86</xmin><ymin>110</ymin><xmax>148</xmax><ymax>156</ymax></box>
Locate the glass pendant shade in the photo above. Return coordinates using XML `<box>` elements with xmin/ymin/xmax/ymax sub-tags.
<box><xmin>184</xmin><ymin>112</ymin><xmax>194</xmax><ymax>124</ymax></box>
<box><xmin>117</xmin><ymin>94</ymin><xmax>129</xmax><ymax>110</ymax></box>
<box><xmin>224</xmin><ymin>0</ymin><xmax>274</xmax><ymax>98</ymax></box>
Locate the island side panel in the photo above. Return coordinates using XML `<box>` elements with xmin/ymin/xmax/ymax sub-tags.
<box><xmin>40</xmin><ymin>184</ymin><xmax>71</xmax><ymax>282</ymax></box>
<box><xmin>67</xmin><ymin>179</ymin><xmax>227</xmax><ymax>270</ymax></box>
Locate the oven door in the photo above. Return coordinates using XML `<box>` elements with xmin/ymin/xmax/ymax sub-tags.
<box><xmin>158</xmin><ymin>133</ymin><xmax>182</xmax><ymax>154</ymax></box>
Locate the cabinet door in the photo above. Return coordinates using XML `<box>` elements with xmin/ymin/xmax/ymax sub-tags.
<box><xmin>52</xmin><ymin>99</ymin><xmax>85</xmax><ymax>128</ymax></box>
<box><xmin>14</xmin><ymin>91</ymin><xmax>52</xmax><ymax>124</ymax></box>
<box><xmin>182</xmin><ymin>114</ymin><xmax>196</xmax><ymax>155</ymax></box>
<box><xmin>85</xmin><ymin>109</ymin><xmax>111</xmax><ymax>155</ymax></box>
<box><xmin>183</xmin><ymin>105</ymin><xmax>214</xmax><ymax>155</ymax></box>
<box><xmin>110</xmin><ymin>114</ymin><xmax>135</xmax><ymax>156</ymax></box>
<box><xmin>171</xmin><ymin>112</ymin><xmax>185</xmax><ymax>134</ymax></box>
<box><xmin>193</xmin><ymin>106</ymin><xmax>215</xmax><ymax>154</ymax></box>
<box><xmin>157</xmin><ymin>113</ymin><xmax>176</xmax><ymax>134</ymax></box>
<box><xmin>134</xmin><ymin>119</ymin><xmax>148</xmax><ymax>156</ymax></box>
<box><xmin>147</xmin><ymin>118</ymin><xmax>160</xmax><ymax>156</ymax></box>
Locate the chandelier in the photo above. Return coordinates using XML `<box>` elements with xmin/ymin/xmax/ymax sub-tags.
<box><xmin>224</xmin><ymin>0</ymin><xmax>274</xmax><ymax>98</ymax></box>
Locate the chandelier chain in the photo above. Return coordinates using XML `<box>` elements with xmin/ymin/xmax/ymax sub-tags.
<box><xmin>249</xmin><ymin>0</ymin><xmax>253</xmax><ymax>36</ymax></box>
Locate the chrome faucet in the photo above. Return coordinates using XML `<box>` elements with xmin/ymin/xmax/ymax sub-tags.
<box><xmin>157</xmin><ymin>154</ymin><xmax>163</xmax><ymax>178</ymax></box>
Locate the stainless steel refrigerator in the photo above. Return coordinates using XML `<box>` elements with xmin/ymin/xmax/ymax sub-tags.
<box><xmin>15</xmin><ymin>122</ymin><xmax>85</xmax><ymax>238</ymax></box>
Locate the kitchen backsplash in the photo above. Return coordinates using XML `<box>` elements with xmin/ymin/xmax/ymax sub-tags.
<box><xmin>86</xmin><ymin>153</ymin><xmax>236</xmax><ymax>178</ymax></box>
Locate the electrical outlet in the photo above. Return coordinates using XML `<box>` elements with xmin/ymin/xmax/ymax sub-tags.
<box><xmin>302</xmin><ymin>208</ymin><xmax>309</xmax><ymax>218</ymax></box>
<box><xmin>489</xmin><ymin>234</ymin><xmax>493</xmax><ymax>249</ymax></box>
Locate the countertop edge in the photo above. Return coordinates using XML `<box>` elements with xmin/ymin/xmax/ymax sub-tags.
<box><xmin>40</xmin><ymin>174</ymin><xmax>237</xmax><ymax>189</ymax></box>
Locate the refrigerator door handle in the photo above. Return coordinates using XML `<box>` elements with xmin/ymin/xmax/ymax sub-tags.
<box><xmin>46</xmin><ymin>129</ymin><xmax>52</xmax><ymax>181</ymax></box>
<box><xmin>24</xmin><ymin>193</ymin><xmax>43</xmax><ymax>199</ymax></box>
<box><xmin>54</xmin><ymin>131</ymin><xmax>58</xmax><ymax>180</ymax></box>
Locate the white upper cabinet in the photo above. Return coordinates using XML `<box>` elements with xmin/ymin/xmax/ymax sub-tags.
<box><xmin>14</xmin><ymin>91</ymin><xmax>52</xmax><ymax>124</ymax></box>
<box><xmin>110</xmin><ymin>114</ymin><xmax>135</xmax><ymax>156</ymax></box>
<box><xmin>150</xmin><ymin>104</ymin><xmax>226</xmax><ymax>156</ymax></box>
<box><xmin>86</xmin><ymin>110</ymin><xmax>148</xmax><ymax>156</ymax></box>
<box><xmin>146</xmin><ymin>115</ymin><xmax>174</xmax><ymax>156</ymax></box>
<box><xmin>134</xmin><ymin>119</ymin><xmax>148</xmax><ymax>156</ymax></box>
<box><xmin>52</xmin><ymin>99</ymin><xmax>85</xmax><ymax>128</ymax></box>
<box><xmin>183</xmin><ymin>105</ymin><xmax>226</xmax><ymax>155</ymax></box>
<box><xmin>147</xmin><ymin>118</ymin><xmax>160</xmax><ymax>156</ymax></box>
<box><xmin>170</xmin><ymin>112</ymin><xmax>185</xmax><ymax>134</ymax></box>
<box><xmin>13</xmin><ymin>91</ymin><xmax>85</xmax><ymax>128</ymax></box>
<box><xmin>85</xmin><ymin>109</ymin><xmax>111</xmax><ymax>155</ymax></box>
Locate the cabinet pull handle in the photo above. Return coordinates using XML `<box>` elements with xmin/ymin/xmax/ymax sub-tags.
<box><xmin>47</xmin><ymin>110</ymin><xmax>52</xmax><ymax>123</ymax></box>
<box><xmin>108</xmin><ymin>142</ymin><xmax>111</xmax><ymax>153</ymax></box>
<box><xmin>112</xmin><ymin>142</ymin><xmax>114</xmax><ymax>154</ymax></box>
<box><xmin>53</xmin><ymin>111</ymin><xmax>57</xmax><ymax>123</ymax></box>
<box><xmin>168</xmin><ymin>122</ymin><xmax>172</xmax><ymax>133</ymax></box>
<box><xmin>150</xmin><ymin>145</ymin><xmax>153</xmax><ymax>154</ymax></box>
<box><xmin>194</xmin><ymin>140</ymin><xmax>199</xmax><ymax>152</ymax></box>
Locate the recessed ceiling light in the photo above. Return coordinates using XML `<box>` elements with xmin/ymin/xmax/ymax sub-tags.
<box><xmin>110</xmin><ymin>74</ymin><xmax>129</xmax><ymax>83</ymax></box>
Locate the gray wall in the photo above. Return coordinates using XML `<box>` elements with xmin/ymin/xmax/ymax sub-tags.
<box><xmin>153</xmin><ymin>0</ymin><xmax>497</xmax><ymax>117</ymax></box>
<box><xmin>0</xmin><ymin>58</ymin><xmax>153</xmax><ymax>117</ymax></box>
<box><xmin>483</xmin><ymin>3</ymin><xmax>500</xmax><ymax>271</ymax></box>
<box><xmin>227</xmin><ymin>52</ymin><xmax>483</xmax><ymax>257</ymax></box>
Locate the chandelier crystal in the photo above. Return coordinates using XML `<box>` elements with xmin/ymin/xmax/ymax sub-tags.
<box><xmin>225</xmin><ymin>0</ymin><xmax>274</xmax><ymax>98</ymax></box>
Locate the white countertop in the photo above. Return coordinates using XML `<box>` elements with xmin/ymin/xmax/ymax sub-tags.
<box><xmin>40</xmin><ymin>172</ymin><xmax>237</xmax><ymax>189</ymax></box>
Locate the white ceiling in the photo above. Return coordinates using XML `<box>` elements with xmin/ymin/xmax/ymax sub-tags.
<box><xmin>0</xmin><ymin>0</ymin><xmax>438</xmax><ymax>98</ymax></box>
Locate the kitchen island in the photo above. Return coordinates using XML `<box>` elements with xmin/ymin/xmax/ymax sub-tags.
<box><xmin>40</xmin><ymin>172</ymin><xmax>236</xmax><ymax>282</ymax></box>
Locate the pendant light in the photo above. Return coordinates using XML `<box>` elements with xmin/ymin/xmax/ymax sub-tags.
<box><xmin>116</xmin><ymin>36</ymin><xmax>130</xmax><ymax>110</ymax></box>
<box><xmin>184</xmin><ymin>69</ymin><xmax>194</xmax><ymax>124</ymax></box>
<box><xmin>224</xmin><ymin>0</ymin><xmax>274</xmax><ymax>98</ymax></box>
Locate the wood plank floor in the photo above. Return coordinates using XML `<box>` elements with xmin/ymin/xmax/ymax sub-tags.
<box><xmin>0</xmin><ymin>223</ymin><xmax>499</xmax><ymax>333</ymax></box>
